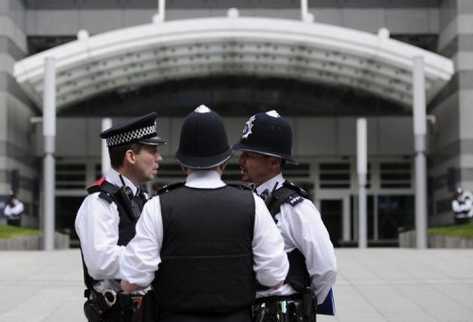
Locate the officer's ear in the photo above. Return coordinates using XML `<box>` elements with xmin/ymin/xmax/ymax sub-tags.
<box><xmin>124</xmin><ymin>149</ymin><xmax>137</xmax><ymax>165</ymax></box>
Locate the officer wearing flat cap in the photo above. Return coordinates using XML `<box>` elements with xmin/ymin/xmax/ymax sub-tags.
<box><xmin>234</xmin><ymin>110</ymin><xmax>337</xmax><ymax>322</ymax></box>
<box><xmin>120</xmin><ymin>105</ymin><xmax>289</xmax><ymax>322</ymax></box>
<box><xmin>75</xmin><ymin>112</ymin><xmax>166</xmax><ymax>322</ymax></box>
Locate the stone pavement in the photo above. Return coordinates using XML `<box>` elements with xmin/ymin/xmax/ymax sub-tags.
<box><xmin>0</xmin><ymin>249</ymin><xmax>472</xmax><ymax>322</ymax></box>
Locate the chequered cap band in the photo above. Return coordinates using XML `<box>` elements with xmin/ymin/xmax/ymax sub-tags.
<box><xmin>106</xmin><ymin>125</ymin><xmax>155</xmax><ymax>147</ymax></box>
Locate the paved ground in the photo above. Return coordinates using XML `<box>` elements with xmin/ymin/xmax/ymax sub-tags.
<box><xmin>0</xmin><ymin>249</ymin><xmax>472</xmax><ymax>322</ymax></box>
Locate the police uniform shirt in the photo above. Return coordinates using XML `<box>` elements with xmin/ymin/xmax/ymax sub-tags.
<box><xmin>120</xmin><ymin>170</ymin><xmax>289</xmax><ymax>288</ymax></box>
<box><xmin>255</xmin><ymin>173</ymin><xmax>337</xmax><ymax>305</ymax></box>
<box><xmin>75</xmin><ymin>168</ymin><xmax>140</xmax><ymax>281</ymax></box>
<box><xmin>3</xmin><ymin>199</ymin><xmax>24</xmax><ymax>218</ymax></box>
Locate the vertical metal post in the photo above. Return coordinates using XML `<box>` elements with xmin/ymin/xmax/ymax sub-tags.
<box><xmin>159</xmin><ymin>0</ymin><xmax>166</xmax><ymax>22</ymax></box>
<box><xmin>300</xmin><ymin>0</ymin><xmax>308</xmax><ymax>21</ymax></box>
<box><xmin>413</xmin><ymin>56</ymin><xmax>428</xmax><ymax>249</ymax></box>
<box><xmin>342</xmin><ymin>195</ymin><xmax>351</xmax><ymax>241</ymax></box>
<box><xmin>357</xmin><ymin>118</ymin><xmax>368</xmax><ymax>248</ymax></box>
<box><xmin>101</xmin><ymin>118</ymin><xmax>112</xmax><ymax>176</ymax></box>
<box><xmin>43</xmin><ymin>57</ymin><xmax>56</xmax><ymax>251</ymax></box>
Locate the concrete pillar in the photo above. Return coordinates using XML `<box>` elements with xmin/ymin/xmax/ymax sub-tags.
<box><xmin>42</xmin><ymin>57</ymin><xmax>56</xmax><ymax>251</ymax></box>
<box><xmin>413</xmin><ymin>56</ymin><xmax>427</xmax><ymax>249</ymax></box>
<box><xmin>357</xmin><ymin>118</ymin><xmax>368</xmax><ymax>248</ymax></box>
<box><xmin>101</xmin><ymin>118</ymin><xmax>112</xmax><ymax>176</ymax></box>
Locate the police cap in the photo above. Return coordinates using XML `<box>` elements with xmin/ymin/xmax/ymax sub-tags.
<box><xmin>100</xmin><ymin>112</ymin><xmax>166</xmax><ymax>147</ymax></box>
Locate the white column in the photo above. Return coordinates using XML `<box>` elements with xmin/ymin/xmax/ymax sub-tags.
<box><xmin>357</xmin><ymin>118</ymin><xmax>368</xmax><ymax>248</ymax></box>
<box><xmin>43</xmin><ymin>57</ymin><xmax>56</xmax><ymax>251</ymax></box>
<box><xmin>342</xmin><ymin>195</ymin><xmax>351</xmax><ymax>241</ymax></box>
<box><xmin>101</xmin><ymin>118</ymin><xmax>112</xmax><ymax>176</ymax></box>
<box><xmin>413</xmin><ymin>56</ymin><xmax>428</xmax><ymax>249</ymax></box>
<box><xmin>159</xmin><ymin>0</ymin><xmax>166</xmax><ymax>21</ymax></box>
<box><xmin>301</xmin><ymin>0</ymin><xmax>309</xmax><ymax>21</ymax></box>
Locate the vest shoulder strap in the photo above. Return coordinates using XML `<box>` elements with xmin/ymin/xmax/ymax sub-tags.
<box><xmin>267</xmin><ymin>181</ymin><xmax>309</xmax><ymax>216</ymax></box>
<box><xmin>158</xmin><ymin>182</ymin><xmax>185</xmax><ymax>195</ymax></box>
<box><xmin>87</xmin><ymin>177</ymin><xmax>120</xmax><ymax>204</ymax></box>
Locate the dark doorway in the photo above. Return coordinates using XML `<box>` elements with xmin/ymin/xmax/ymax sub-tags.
<box><xmin>320</xmin><ymin>199</ymin><xmax>343</xmax><ymax>247</ymax></box>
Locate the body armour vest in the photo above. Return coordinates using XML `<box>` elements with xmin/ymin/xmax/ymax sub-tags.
<box><xmin>153</xmin><ymin>184</ymin><xmax>256</xmax><ymax>314</ymax></box>
<box><xmin>81</xmin><ymin>178</ymin><xmax>145</xmax><ymax>290</ymax></box>
<box><xmin>265</xmin><ymin>181</ymin><xmax>312</xmax><ymax>293</ymax></box>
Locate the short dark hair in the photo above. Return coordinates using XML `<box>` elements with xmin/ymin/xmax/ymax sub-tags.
<box><xmin>109</xmin><ymin>143</ymin><xmax>144</xmax><ymax>169</ymax></box>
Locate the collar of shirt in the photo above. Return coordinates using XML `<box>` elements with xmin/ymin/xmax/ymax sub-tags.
<box><xmin>105</xmin><ymin>168</ymin><xmax>139</xmax><ymax>196</ymax></box>
<box><xmin>185</xmin><ymin>170</ymin><xmax>226</xmax><ymax>189</ymax></box>
<box><xmin>256</xmin><ymin>173</ymin><xmax>285</xmax><ymax>196</ymax></box>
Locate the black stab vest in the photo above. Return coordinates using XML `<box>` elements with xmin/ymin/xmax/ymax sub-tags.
<box><xmin>153</xmin><ymin>184</ymin><xmax>256</xmax><ymax>314</ymax></box>
<box><xmin>265</xmin><ymin>181</ymin><xmax>312</xmax><ymax>293</ymax></box>
<box><xmin>80</xmin><ymin>179</ymin><xmax>145</xmax><ymax>290</ymax></box>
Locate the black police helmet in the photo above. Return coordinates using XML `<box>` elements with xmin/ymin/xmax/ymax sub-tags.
<box><xmin>233</xmin><ymin>110</ymin><xmax>296</xmax><ymax>163</ymax></box>
<box><xmin>176</xmin><ymin>105</ymin><xmax>232</xmax><ymax>169</ymax></box>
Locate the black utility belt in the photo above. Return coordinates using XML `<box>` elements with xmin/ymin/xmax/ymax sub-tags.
<box><xmin>255</xmin><ymin>294</ymin><xmax>302</xmax><ymax>305</ymax></box>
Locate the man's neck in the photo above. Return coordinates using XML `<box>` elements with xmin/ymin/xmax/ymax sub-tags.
<box><xmin>115</xmin><ymin>168</ymin><xmax>140</xmax><ymax>187</ymax></box>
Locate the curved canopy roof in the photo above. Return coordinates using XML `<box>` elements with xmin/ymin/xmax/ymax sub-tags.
<box><xmin>14</xmin><ymin>14</ymin><xmax>454</xmax><ymax>112</ymax></box>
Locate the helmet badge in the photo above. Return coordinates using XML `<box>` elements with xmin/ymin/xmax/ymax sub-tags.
<box><xmin>242</xmin><ymin>115</ymin><xmax>255</xmax><ymax>139</ymax></box>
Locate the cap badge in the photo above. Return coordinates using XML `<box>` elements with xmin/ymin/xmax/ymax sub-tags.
<box><xmin>242</xmin><ymin>115</ymin><xmax>255</xmax><ymax>139</ymax></box>
<box><xmin>266</xmin><ymin>110</ymin><xmax>280</xmax><ymax>118</ymax></box>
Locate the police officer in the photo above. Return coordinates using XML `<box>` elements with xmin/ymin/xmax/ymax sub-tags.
<box><xmin>3</xmin><ymin>191</ymin><xmax>24</xmax><ymax>226</ymax></box>
<box><xmin>234</xmin><ymin>110</ymin><xmax>337</xmax><ymax>322</ymax></box>
<box><xmin>75</xmin><ymin>112</ymin><xmax>166</xmax><ymax>322</ymax></box>
<box><xmin>452</xmin><ymin>187</ymin><xmax>473</xmax><ymax>224</ymax></box>
<box><xmin>120</xmin><ymin>105</ymin><xmax>289</xmax><ymax>322</ymax></box>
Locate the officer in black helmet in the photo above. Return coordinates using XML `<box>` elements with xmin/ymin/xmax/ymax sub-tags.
<box><xmin>75</xmin><ymin>112</ymin><xmax>166</xmax><ymax>322</ymax></box>
<box><xmin>234</xmin><ymin>110</ymin><xmax>337</xmax><ymax>322</ymax></box>
<box><xmin>120</xmin><ymin>105</ymin><xmax>289</xmax><ymax>322</ymax></box>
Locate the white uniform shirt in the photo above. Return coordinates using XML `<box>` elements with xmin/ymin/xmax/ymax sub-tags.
<box><xmin>4</xmin><ymin>199</ymin><xmax>24</xmax><ymax>218</ymax></box>
<box><xmin>256</xmin><ymin>174</ymin><xmax>337</xmax><ymax>305</ymax></box>
<box><xmin>75</xmin><ymin>169</ymin><xmax>139</xmax><ymax>281</ymax></box>
<box><xmin>120</xmin><ymin>170</ymin><xmax>289</xmax><ymax>288</ymax></box>
<box><xmin>452</xmin><ymin>191</ymin><xmax>473</xmax><ymax>218</ymax></box>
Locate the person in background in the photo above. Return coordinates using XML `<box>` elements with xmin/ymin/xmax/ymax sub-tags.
<box><xmin>452</xmin><ymin>187</ymin><xmax>473</xmax><ymax>224</ymax></box>
<box><xmin>3</xmin><ymin>191</ymin><xmax>24</xmax><ymax>227</ymax></box>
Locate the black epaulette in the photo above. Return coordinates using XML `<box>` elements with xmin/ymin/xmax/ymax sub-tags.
<box><xmin>86</xmin><ymin>178</ymin><xmax>119</xmax><ymax>204</ymax></box>
<box><xmin>266</xmin><ymin>181</ymin><xmax>308</xmax><ymax>217</ymax></box>
<box><xmin>282</xmin><ymin>181</ymin><xmax>310</xmax><ymax>199</ymax></box>
<box><xmin>157</xmin><ymin>182</ymin><xmax>185</xmax><ymax>195</ymax></box>
<box><xmin>227</xmin><ymin>183</ymin><xmax>253</xmax><ymax>191</ymax></box>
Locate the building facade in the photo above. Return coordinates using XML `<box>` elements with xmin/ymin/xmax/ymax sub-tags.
<box><xmin>1</xmin><ymin>0</ymin><xmax>471</xmax><ymax>246</ymax></box>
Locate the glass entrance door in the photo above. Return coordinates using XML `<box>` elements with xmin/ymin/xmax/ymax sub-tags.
<box><xmin>320</xmin><ymin>199</ymin><xmax>343</xmax><ymax>247</ymax></box>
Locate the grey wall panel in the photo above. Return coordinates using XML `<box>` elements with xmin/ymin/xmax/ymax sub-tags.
<box><xmin>0</xmin><ymin>36</ymin><xmax>26</xmax><ymax>60</ymax></box>
<box><xmin>0</xmin><ymin>16</ymin><xmax>26</xmax><ymax>52</ymax></box>
<box><xmin>431</xmin><ymin>92</ymin><xmax>459</xmax><ymax>150</ymax></box>
<box><xmin>296</xmin><ymin>117</ymin><xmax>337</xmax><ymax>156</ymax></box>
<box><xmin>223</xmin><ymin>117</ymin><xmax>246</xmax><ymax>150</ymax></box>
<box><xmin>26</xmin><ymin>10</ymin><xmax>80</xmax><ymax>36</ymax></box>
<box><xmin>56</xmin><ymin>118</ymin><xmax>88</xmax><ymax>156</ymax></box>
<box><xmin>459</xmin><ymin>89</ymin><xmax>473</xmax><ymax>139</ymax></box>
<box><xmin>385</xmin><ymin>9</ymin><xmax>437</xmax><ymax>34</ymax></box>
<box><xmin>84</xmin><ymin>118</ymin><xmax>102</xmax><ymax>156</ymax></box>
<box><xmin>24</xmin><ymin>6</ymin><xmax>440</xmax><ymax>36</ymax></box>
<box><xmin>336</xmin><ymin>118</ymin><xmax>357</xmax><ymax>155</ymax></box>
<box><xmin>154</xmin><ymin>117</ymin><xmax>173</xmax><ymax>157</ymax></box>
<box><xmin>340</xmin><ymin>9</ymin><xmax>385</xmax><ymax>33</ymax></box>
<box><xmin>378</xmin><ymin>117</ymin><xmax>413</xmax><ymax>155</ymax></box>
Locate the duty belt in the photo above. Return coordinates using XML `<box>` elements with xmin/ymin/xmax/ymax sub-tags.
<box><xmin>83</xmin><ymin>288</ymin><xmax>143</xmax><ymax>322</ymax></box>
<box><xmin>253</xmin><ymin>292</ymin><xmax>316</xmax><ymax>322</ymax></box>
